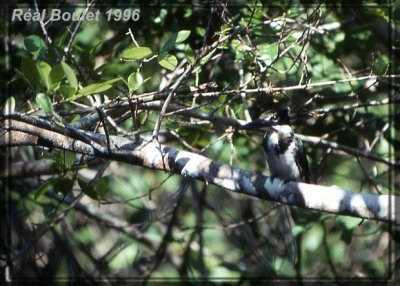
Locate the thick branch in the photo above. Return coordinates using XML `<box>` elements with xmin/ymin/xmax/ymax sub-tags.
<box><xmin>0</xmin><ymin>160</ymin><xmax>56</xmax><ymax>178</ymax></box>
<box><xmin>1</xmin><ymin>117</ymin><xmax>398</xmax><ymax>224</ymax></box>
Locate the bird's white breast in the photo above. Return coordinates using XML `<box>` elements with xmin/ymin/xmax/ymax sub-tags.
<box><xmin>264</xmin><ymin>131</ymin><xmax>301</xmax><ymax>181</ymax></box>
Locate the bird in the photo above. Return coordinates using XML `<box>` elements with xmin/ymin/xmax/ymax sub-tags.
<box><xmin>243</xmin><ymin>108</ymin><xmax>309</xmax><ymax>183</ymax></box>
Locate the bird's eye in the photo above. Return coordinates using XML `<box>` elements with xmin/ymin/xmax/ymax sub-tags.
<box><xmin>272</xmin><ymin>115</ymin><xmax>278</xmax><ymax>121</ymax></box>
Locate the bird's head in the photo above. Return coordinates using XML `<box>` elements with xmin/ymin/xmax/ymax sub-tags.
<box><xmin>242</xmin><ymin>108</ymin><xmax>293</xmax><ymax>136</ymax></box>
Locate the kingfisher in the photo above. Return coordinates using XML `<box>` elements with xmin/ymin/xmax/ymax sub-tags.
<box><xmin>243</xmin><ymin>108</ymin><xmax>309</xmax><ymax>183</ymax></box>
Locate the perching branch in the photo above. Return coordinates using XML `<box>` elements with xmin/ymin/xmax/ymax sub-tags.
<box><xmin>1</xmin><ymin>115</ymin><xmax>397</xmax><ymax>225</ymax></box>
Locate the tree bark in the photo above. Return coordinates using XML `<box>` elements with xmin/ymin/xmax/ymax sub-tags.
<box><xmin>1</xmin><ymin>115</ymin><xmax>398</xmax><ymax>224</ymax></box>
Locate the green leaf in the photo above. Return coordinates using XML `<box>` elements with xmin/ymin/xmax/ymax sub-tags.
<box><xmin>95</xmin><ymin>176</ymin><xmax>110</xmax><ymax>199</ymax></box>
<box><xmin>81</xmin><ymin>83</ymin><xmax>112</xmax><ymax>96</ymax></box>
<box><xmin>292</xmin><ymin>225</ymin><xmax>306</xmax><ymax>236</ymax></box>
<box><xmin>175</xmin><ymin>30</ymin><xmax>191</xmax><ymax>43</ymax></box>
<box><xmin>78</xmin><ymin>178</ymin><xmax>98</xmax><ymax>200</ymax></box>
<box><xmin>161</xmin><ymin>30</ymin><xmax>191</xmax><ymax>52</ymax></box>
<box><xmin>199</xmin><ymin>49</ymin><xmax>216</xmax><ymax>65</ymax></box>
<box><xmin>48</xmin><ymin>64</ymin><xmax>64</xmax><ymax>88</ymax></box>
<box><xmin>337</xmin><ymin>216</ymin><xmax>362</xmax><ymax>229</ymax></box>
<box><xmin>60</xmin><ymin>85</ymin><xmax>77</xmax><ymax>99</ymax></box>
<box><xmin>48</xmin><ymin>62</ymin><xmax>77</xmax><ymax>91</ymax></box>
<box><xmin>331</xmin><ymin>241</ymin><xmax>346</xmax><ymax>263</ymax></box>
<box><xmin>127</xmin><ymin>72</ymin><xmax>143</xmax><ymax>92</ymax></box>
<box><xmin>154</xmin><ymin>8</ymin><xmax>168</xmax><ymax>24</ymax></box>
<box><xmin>23</xmin><ymin>35</ymin><xmax>46</xmax><ymax>57</ymax></box>
<box><xmin>304</xmin><ymin>224</ymin><xmax>323</xmax><ymax>251</ymax></box>
<box><xmin>373</xmin><ymin>54</ymin><xmax>389</xmax><ymax>74</ymax></box>
<box><xmin>78</xmin><ymin>78</ymin><xmax>122</xmax><ymax>97</ymax></box>
<box><xmin>21</xmin><ymin>57</ymin><xmax>41</xmax><ymax>88</ymax></box>
<box><xmin>109</xmin><ymin>244</ymin><xmax>138</xmax><ymax>270</ymax></box>
<box><xmin>61</xmin><ymin>61</ymin><xmax>78</xmax><ymax>89</ymax></box>
<box><xmin>36</xmin><ymin>61</ymin><xmax>52</xmax><ymax>89</ymax></box>
<box><xmin>77</xmin><ymin>176</ymin><xmax>109</xmax><ymax>200</ymax></box>
<box><xmin>35</xmin><ymin>93</ymin><xmax>54</xmax><ymax>114</ymax></box>
<box><xmin>54</xmin><ymin>177</ymin><xmax>74</xmax><ymax>195</ymax></box>
<box><xmin>120</xmin><ymin>46</ymin><xmax>153</xmax><ymax>60</ymax></box>
<box><xmin>34</xmin><ymin>179</ymin><xmax>53</xmax><ymax>201</ymax></box>
<box><xmin>196</xmin><ymin>27</ymin><xmax>206</xmax><ymax>37</ymax></box>
<box><xmin>185</xmin><ymin>47</ymin><xmax>195</xmax><ymax>63</ymax></box>
<box><xmin>158</xmin><ymin>52</ymin><xmax>178</xmax><ymax>71</ymax></box>
<box><xmin>257</xmin><ymin>43</ymin><xmax>278</xmax><ymax>66</ymax></box>
<box><xmin>3</xmin><ymin>96</ymin><xmax>16</xmax><ymax>115</ymax></box>
<box><xmin>63</xmin><ymin>151</ymin><xmax>76</xmax><ymax>168</ymax></box>
<box><xmin>51</xmin><ymin>150</ymin><xmax>76</xmax><ymax>171</ymax></box>
<box><xmin>276</xmin><ymin>259</ymin><xmax>296</xmax><ymax>277</ymax></box>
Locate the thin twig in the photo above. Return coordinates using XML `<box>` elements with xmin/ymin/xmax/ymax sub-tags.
<box><xmin>33</xmin><ymin>0</ymin><xmax>61</xmax><ymax>60</ymax></box>
<box><xmin>151</xmin><ymin>25</ymin><xmax>247</xmax><ymax>140</ymax></box>
<box><xmin>64</xmin><ymin>0</ymin><xmax>96</xmax><ymax>58</ymax></box>
<box><xmin>297</xmin><ymin>134</ymin><xmax>397</xmax><ymax>167</ymax></box>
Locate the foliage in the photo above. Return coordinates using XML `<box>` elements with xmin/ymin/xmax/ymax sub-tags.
<box><xmin>1</xmin><ymin>1</ymin><xmax>399</xmax><ymax>283</ymax></box>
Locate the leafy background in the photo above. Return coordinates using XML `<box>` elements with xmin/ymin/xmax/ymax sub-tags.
<box><xmin>1</xmin><ymin>0</ymin><xmax>399</xmax><ymax>282</ymax></box>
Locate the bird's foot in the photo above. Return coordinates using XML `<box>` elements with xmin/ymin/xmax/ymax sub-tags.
<box><xmin>269</xmin><ymin>175</ymin><xmax>276</xmax><ymax>183</ymax></box>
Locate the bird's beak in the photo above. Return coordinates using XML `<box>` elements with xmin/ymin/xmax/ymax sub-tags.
<box><xmin>242</xmin><ymin>119</ymin><xmax>273</xmax><ymax>130</ymax></box>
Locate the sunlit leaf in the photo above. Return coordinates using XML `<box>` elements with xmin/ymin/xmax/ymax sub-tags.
<box><xmin>257</xmin><ymin>43</ymin><xmax>278</xmax><ymax>66</ymax></box>
<box><xmin>185</xmin><ymin>47</ymin><xmax>195</xmax><ymax>63</ymax></box>
<box><xmin>78</xmin><ymin>78</ymin><xmax>122</xmax><ymax>97</ymax></box>
<box><xmin>80</xmin><ymin>83</ymin><xmax>112</xmax><ymax>96</ymax></box>
<box><xmin>161</xmin><ymin>30</ymin><xmax>191</xmax><ymax>52</ymax></box>
<box><xmin>60</xmin><ymin>85</ymin><xmax>77</xmax><ymax>100</ymax></box>
<box><xmin>109</xmin><ymin>244</ymin><xmax>138</xmax><ymax>270</ymax></box>
<box><xmin>120</xmin><ymin>46</ymin><xmax>153</xmax><ymax>60</ymax></box>
<box><xmin>48</xmin><ymin>64</ymin><xmax>64</xmax><ymax>88</ymax></box>
<box><xmin>35</xmin><ymin>93</ymin><xmax>54</xmax><ymax>114</ymax></box>
<box><xmin>127</xmin><ymin>72</ymin><xmax>143</xmax><ymax>92</ymax></box>
<box><xmin>158</xmin><ymin>52</ymin><xmax>177</xmax><ymax>71</ymax></box>
<box><xmin>36</xmin><ymin>61</ymin><xmax>52</xmax><ymax>89</ymax></box>
<box><xmin>61</xmin><ymin>61</ymin><xmax>78</xmax><ymax>89</ymax></box>
<box><xmin>337</xmin><ymin>216</ymin><xmax>362</xmax><ymax>229</ymax></box>
<box><xmin>304</xmin><ymin>224</ymin><xmax>323</xmax><ymax>251</ymax></box>
<box><xmin>199</xmin><ymin>49</ymin><xmax>216</xmax><ymax>65</ymax></box>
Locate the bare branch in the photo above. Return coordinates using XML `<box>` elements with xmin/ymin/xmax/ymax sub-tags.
<box><xmin>48</xmin><ymin>191</ymin><xmax>156</xmax><ymax>250</ymax></box>
<box><xmin>0</xmin><ymin>160</ymin><xmax>56</xmax><ymax>178</ymax></box>
<box><xmin>2</xmin><ymin>117</ymin><xmax>397</xmax><ymax>224</ymax></box>
<box><xmin>297</xmin><ymin>134</ymin><xmax>397</xmax><ymax>168</ymax></box>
